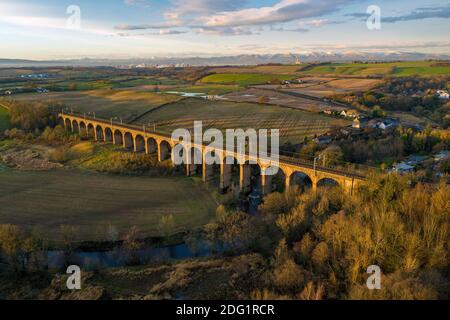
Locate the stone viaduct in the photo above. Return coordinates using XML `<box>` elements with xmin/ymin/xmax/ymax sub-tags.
<box><xmin>59</xmin><ymin>113</ymin><xmax>365</xmax><ymax>195</ymax></box>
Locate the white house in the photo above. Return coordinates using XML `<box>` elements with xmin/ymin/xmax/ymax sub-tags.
<box><xmin>436</xmin><ymin>90</ymin><xmax>449</xmax><ymax>100</ymax></box>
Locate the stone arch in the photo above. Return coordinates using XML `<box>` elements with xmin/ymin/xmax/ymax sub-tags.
<box><xmin>58</xmin><ymin>117</ymin><xmax>65</xmax><ymax>127</ymax></box>
<box><xmin>242</xmin><ymin>161</ymin><xmax>262</xmax><ymax>195</ymax></box>
<box><xmin>147</xmin><ymin>137</ymin><xmax>158</xmax><ymax>155</ymax></box>
<box><xmin>79</xmin><ymin>121</ymin><xmax>87</xmax><ymax>134</ymax></box>
<box><xmin>263</xmin><ymin>166</ymin><xmax>286</xmax><ymax>194</ymax></box>
<box><xmin>124</xmin><ymin>132</ymin><xmax>134</xmax><ymax>150</ymax></box>
<box><xmin>221</xmin><ymin>156</ymin><xmax>240</xmax><ymax>193</ymax></box>
<box><xmin>114</xmin><ymin>130</ymin><xmax>123</xmax><ymax>146</ymax></box>
<box><xmin>96</xmin><ymin>125</ymin><xmax>104</xmax><ymax>141</ymax></box>
<box><xmin>203</xmin><ymin>150</ymin><xmax>221</xmax><ymax>185</ymax></box>
<box><xmin>159</xmin><ymin>140</ymin><xmax>172</xmax><ymax>161</ymax></box>
<box><xmin>64</xmin><ymin>118</ymin><xmax>72</xmax><ymax>131</ymax></box>
<box><xmin>317</xmin><ymin>178</ymin><xmax>340</xmax><ymax>189</ymax></box>
<box><xmin>134</xmin><ymin>135</ymin><xmax>145</xmax><ymax>152</ymax></box>
<box><xmin>72</xmin><ymin>120</ymin><xmax>80</xmax><ymax>133</ymax></box>
<box><xmin>289</xmin><ymin>171</ymin><xmax>313</xmax><ymax>192</ymax></box>
<box><xmin>187</xmin><ymin>147</ymin><xmax>203</xmax><ymax>176</ymax></box>
<box><xmin>104</xmin><ymin>127</ymin><xmax>113</xmax><ymax>142</ymax></box>
<box><xmin>87</xmin><ymin>123</ymin><xmax>95</xmax><ymax>139</ymax></box>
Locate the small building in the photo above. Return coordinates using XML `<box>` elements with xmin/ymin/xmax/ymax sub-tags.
<box><xmin>323</xmin><ymin>110</ymin><xmax>333</xmax><ymax>115</ymax></box>
<box><xmin>36</xmin><ymin>88</ymin><xmax>49</xmax><ymax>93</ymax></box>
<box><xmin>352</xmin><ymin>118</ymin><xmax>361</xmax><ymax>129</ymax></box>
<box><xmin>436</xmin><ymin>90</ymin><xmax>449</xmax><ymax>100</ymax></box>
<box><xmin>371</xmin><ymin>118</ymin><xmax>399</xmax><ymax>131</ymax></box>
<box><xmin>341</xmin><ymin>109</ymin><xmax>360</xmax><ymax>119</ymax></box>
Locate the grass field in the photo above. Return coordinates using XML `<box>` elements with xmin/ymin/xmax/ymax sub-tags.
<box><xmin>300</xmin><ymin>61</ymin><xmax>450</xmax><ymax>77</ymax></box>
<box><xmin>200</xmin><ymin>73</ymin><xmax>295</xmax><ymax>86</ymax></box>
<box><xmin>0</xmin><ymin>106</ymin><xmax>10</xmax><ymax>132</ymax></box>
<box><xmin>0</xmin><ymin>169</ymin><xmax>217</xmax><ymax>243</ymax></box>
<box><xmin>4</xmin><ymin>89</ymin><xmax>183</xmax><ymax>122</ymax></box>
<box><xmin>170</xmin><ymin>84</ymin><xmax>242</xmax><ymax>95</ymax></box>
<box><xmin>134</xmin><ymin>98</ymin><xmax>346</xmax><ymax>144</ymax></box>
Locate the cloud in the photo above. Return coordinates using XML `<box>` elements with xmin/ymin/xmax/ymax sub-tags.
<box><xmin>194</xmin><ymin>26</ymin><xmax>257</xmax><ymax>36</ymax></box>
<box><xmin>298</xmin><ymin>18</ymin><xmax>344</xmax><ymax>27</ymax></box>
<box><xmin>116</xmin><ymin>0</ymin><xmax>352</xmax><ymax>36</ymax></box>
<box><xmin>384</xmin><ymin>5</ymin><xmax>450</xmax><ymax>23</ymax></box>
<box><xmin>347</xmin><ymin>5</ymin><xmax>450</xmax><ymax>23</ymax></box>
<box><xmin>118</xmin><ymin>29</ymin><xmax>187</xmax><ymax>36</ymax></box>
<box><xmin>124</xmin><ymin>0</ymin><xmax>151</xmax><ymax>8</ymax></box>
<box><xmin>202</xmin><ymin>0</ymin><xmax>353</xmax><ymax>27</ymax></box>
<box><xmin>115</xmin><ymin>21</ymin><xmax>182</xmax><ymax>30</ymax></box>
<box><xmin>167</xmin><ymin>0</ymin><xmax>247</xmax><ymax>19</ymax></box>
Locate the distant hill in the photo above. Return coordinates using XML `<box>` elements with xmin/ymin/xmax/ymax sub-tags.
<box><xmin>0</xmin><ymin>52</ymin><xmax>449</xmax><ymax>68</ymax></box>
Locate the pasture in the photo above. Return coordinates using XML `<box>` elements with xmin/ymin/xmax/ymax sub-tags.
<box><xmin>200</xmin><ymin>73</ymin><xmax>295</xmax><ymax>86</ymax></box>
<box><xmin>300</xmin><ymin>61</ymin><xmax>450</xmax><ymax>77</ymax></box>
<box><xmin>0</xmin><ymin>106</ymin><xmax>10</xmax><ymax>131</ymax></box>
<box><xmin>0</xmin><ymin>169</ymin><xmax>217</xmax><ymax>243</ymax></box>
<box><xmin>4</xmin><ymin>89</ymin><xmax>182</xmax><ymax>122</ymax></box>
<box><xmin>134</xmin><ymin>98</ymin><xmax>347</xmax><ymax>144</ymax></box>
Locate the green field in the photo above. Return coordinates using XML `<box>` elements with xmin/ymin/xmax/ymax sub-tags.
<box><xmin>0</xmin><ymin>169</ymin><xmax>217</xmax><ymax>243</ymax></box>
<box><xmin>4</xmin><ymin>89</ymin><xmax>183</xmax><ymax>122</ymax></box>
<box><xmin>134</xmin><ymin>98</ymin><xmax>346</xmax><ymax>144</ymax></box>
<box><xmin>200</xmin><ymin>73</ymin><xmax>295</xmax><ymax>86</ymax></box>
<box><xmin>170</xmin><ymin>84</ymin><xmax>242</xmax><ymax>95</ymax></box>
<box><xmin>0</xmin><ymin>106</ymin><xmax>10</xmax><ymax>132</ymax></box>
<box><xmin>300</xmin><ymin>61</ymin><xmax>450</xmax><ymax>77</ymax></box>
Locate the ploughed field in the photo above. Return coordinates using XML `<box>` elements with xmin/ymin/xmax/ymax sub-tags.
<box><xmin>133</xmin><ymin>98</ymin><xmax>347</xmax><ymax>144</ymax></box>
<box><xmin>4</xmin><ymin>89</ymin><xmax>182</xmax><ymax>123</ymax></box>
<box><xmin>0</xmin><ymin>169</ymin><xmax>217</xmax><ymax>243</ymax></box>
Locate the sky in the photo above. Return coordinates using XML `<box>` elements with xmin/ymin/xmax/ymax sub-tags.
<box><xmin>0</xmin><ymin>0</ymin><xmax>449</xmax><ymax>60</ymax></box>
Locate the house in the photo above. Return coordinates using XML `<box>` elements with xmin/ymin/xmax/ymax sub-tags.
<box><xmin>340</xmin><ymin>109</ymin><xmax>360</xmax><ymax>119</ymax></box>
<box><xmin>352</xmin><ymin>118</ymin><xmax>361</xmax><ymax>129</ymax></box>
<box><xmin>371</xmin><ymin>118</ymin><xmax>399</xmax><ymax>131</ymax></box>
<box><xmin>4</xmin><ymin>90</ymin><xmax>12</xmax><ymax>95</ymax></box>
<box><xmin>36</xmin><ymin>88</ymin><xmax>49</xmax><ymax>93</ymax></box>
<box><xmin>323</xmin><ymin>110</ymin><xmax>333</xmax><ymax>115</ymax></box>
<box><xmin>436</xmin><ymin>90</ymin><xmax>449</xmax><ymax>100</ymax></box>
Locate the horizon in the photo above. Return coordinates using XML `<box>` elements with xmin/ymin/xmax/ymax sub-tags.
<box><xmin>0</xmin><ymin>0</ymin><xmax>449</xmax><ymax>60</ymax></box>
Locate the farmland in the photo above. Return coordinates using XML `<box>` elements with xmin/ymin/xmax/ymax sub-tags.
<box><xmin>299</xmin><ymin>61</ymin><xmax>450</xmax><ymax>77</ymax></box>
<box><xmin>209</xmin><ymin>64</ymin><xmax>305</xmax><ymax>75</ymax></box>
<box><xmin>0</xmin><ymin>106</ymin><xmax>10</xmax><ymax>131</ymax></box>
<box><xmin>200</xmin><ymin>73</ymin><xmax>295</xmax><ymax>86</ymax></box>
<box><xmin>277</xmin><ymin>78</ymin><xmax>383</xmax><ymax>98</ymax></box>
<box><xmin>134</xmin><ymin>98</ymin><xmax>347</xmax><ymax>144</ymax></box>
<box><xmin>0</xmin><ymin>168</ymin><xmax>217</xmax><ymax>243</ymax></box>
<box><xmin>3</xmin><ymin>89</ymin><xmax>183</xmax><ymax>122</ymax></box>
